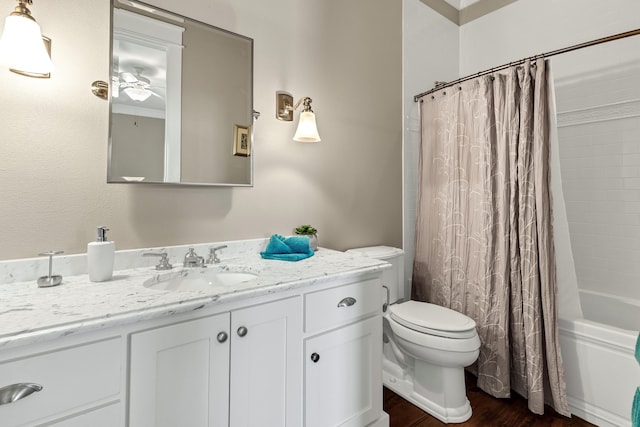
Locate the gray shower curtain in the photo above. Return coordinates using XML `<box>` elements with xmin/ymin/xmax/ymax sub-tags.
<box><xmin>412</xmin><ymin>59</ymin><xmax>569</xmax><ymax>416</ymax></box>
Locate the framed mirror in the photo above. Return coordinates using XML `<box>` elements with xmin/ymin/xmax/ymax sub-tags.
<box><xmin>108</xmin><ymin>0</ymin><xmax>254</xmax><ymax>186</ymax></box>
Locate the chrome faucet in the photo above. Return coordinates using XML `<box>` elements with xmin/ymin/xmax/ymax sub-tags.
<box><xmin>206</xmin><ymin>245</ymin><xmax>228</xmax><ymax>264</ymax></box>
<box><xmin>183</xmin><ymin>248</ymin><xmax>205</xmax><ymax>268</ymax></box>
<box><xmin>143</xmin><ymin>250</ymin><xmax>173</xmax><ymax>270</ymax></box>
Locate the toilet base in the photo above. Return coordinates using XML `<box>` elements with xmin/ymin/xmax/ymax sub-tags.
<box><xmin>382</xmin><ymin>358</ymin><xmax>473</xmax><ymax>423</ymax></box>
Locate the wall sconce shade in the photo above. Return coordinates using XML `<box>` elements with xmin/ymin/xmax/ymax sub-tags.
<box><xmin>293</xmin><ymin>110</ymin><xmax>321</xmax><ymax>142</ymax></box>
<box><xmin>0</xmin><ymin>0</ymin><xmax>53</xmax><ymax>77</ymax></box>
<box><xmin>276</xmin><ymin>92</ymin><xmax>321</xmax><ymax>143</ymax></box>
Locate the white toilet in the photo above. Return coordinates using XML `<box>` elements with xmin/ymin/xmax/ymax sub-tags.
<box><xmin>346</xmin><ymin>246</ymin><xmax>480</xmax><ymax>423</ymax></box>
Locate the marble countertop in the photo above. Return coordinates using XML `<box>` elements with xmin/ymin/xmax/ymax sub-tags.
<box><xmin>0</xmin><ymin>247</ymin><xmax>389</xmax><ymax>350</ymax></box>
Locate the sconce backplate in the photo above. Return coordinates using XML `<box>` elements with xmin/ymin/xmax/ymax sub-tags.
<box><xmin>276</xmin><ymin>91</ymin><xmax>294</xmax><ymax>121</ymax></box>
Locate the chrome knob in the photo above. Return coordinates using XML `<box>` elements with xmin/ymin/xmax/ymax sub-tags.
<box><xmin>216</xmin><ymin>331</ymin><xmax>228</xmax><ymax>343</ymax></box>
<box><xmin>310</xmin><ymin>353</ymin><xmax>320</xmax><ymax>363</ymax></box>
<box><xmin>237</xmin><ymin>326</ymin><xmax>248</xmax><ymax>337</ymax></box>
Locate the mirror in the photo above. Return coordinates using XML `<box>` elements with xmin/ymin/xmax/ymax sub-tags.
<box><xmin>108</xmin><ymin>0</ymin><xmax>253</xmax><ymax>186</ymax></box>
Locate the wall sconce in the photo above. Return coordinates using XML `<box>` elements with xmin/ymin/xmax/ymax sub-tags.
<box><xmin>276</xmin><ymin>91</ymin><xmax>321</xmax><ymax>142</ymax></box>
<box><xmin>0</xmin><ymin>0</ymin><xmax>53</xmax><ymax>78</ymax></box>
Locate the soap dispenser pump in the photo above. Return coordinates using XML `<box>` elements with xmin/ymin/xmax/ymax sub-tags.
<box><xmin>88</xmin><ymin>226</ymin><xmax>115</xmax><ymax>282</ymax></box>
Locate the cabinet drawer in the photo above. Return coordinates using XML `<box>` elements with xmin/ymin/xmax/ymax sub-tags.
<box><xmin>305</xmin><ymin>278</ymin><xmax>381</xmax><ymax>333</ymax></box>
<box><xmin>0</xmin><ymin>337</ymin><xmax>122</xmax><ymax>425</ymax></box>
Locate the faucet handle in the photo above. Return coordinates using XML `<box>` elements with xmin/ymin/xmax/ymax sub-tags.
<box><xmin>143</xmin><ymin>251</ymin><xmax>173</xmax><ymax>270</ymax></box>
<box><xmin>207</xmin><ymin>245</ymin><xmax>228</xmax><ymax>264</ymax></box>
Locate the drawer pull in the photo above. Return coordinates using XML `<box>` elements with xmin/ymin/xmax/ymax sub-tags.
<box><xmin>0</xmin><ymin>383</ymin><xmax>43</xmax><ymax>406</ymax></box>
<box><xmin>337</xmin><ymin>297</ymin><xmax>357</xmax><ymax>308</ymax></box>
<box><xmin>237</xmin><ymin>326</ymin><xmax>248</xmax><ymax>337</ymax></box>
<box><xmin>310</xmin><ymin>353</ymin><xmax>320</xmax><ymax>363</ymax></box>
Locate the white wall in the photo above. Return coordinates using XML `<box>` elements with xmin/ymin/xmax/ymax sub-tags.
<box><xmin>459</xmin><ymin>0</ymin><xmax>640</xmax><ymax>78</ymax></box>
<box><xmin>0</xmin><ymin>0</ymin><xmax>402</xmax><ymax>260</ymax></box>
<box><xmin>403</xmin><ymin>0</ymin><xmax>459</xmax><ymax>298</ymax></box>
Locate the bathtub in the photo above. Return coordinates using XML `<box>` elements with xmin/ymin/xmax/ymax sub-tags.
<box><xmin>559</xmin><ymin>290</ymin><xmax>640</xmax><ymax>427</ymax></box>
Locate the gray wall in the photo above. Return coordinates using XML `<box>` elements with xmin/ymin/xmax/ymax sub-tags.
<box><xmin>111</xmin><ymin>113</ymin><xmax>165</xmax><ymax>182</ymax></box>
<box><xmin>0</xmin><ymin>0</ymin><xmax>402</xmax><ymax>260</ymax></box>
<box><xmin>181</xmin><ymin>21</ymin><xmax>251</xmax><ymax>184</ymax></box>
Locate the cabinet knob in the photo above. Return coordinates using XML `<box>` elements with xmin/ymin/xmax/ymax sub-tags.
<box><xmin>237</xmin><ymin>326</ymin><xmax>248</xmax><ymax>337</ymax></box>
<box><xmin>337</xmin><ymin>297</ymin><xmax>356</xmax><ymax>308</ymax></box>
<box><xmin>0</xmin><ymin>383</ymin><xmax>43</xmax><ymax>406</ymax></box>
<box><xmin>216</xmin><ymin>331</ymin><xmax>228</xmax><ymax>343</ymax></box>
<box><xmin>310</xmin><ymin>353</ymin><xmax>320</xmax><ymax>363</ymax></box>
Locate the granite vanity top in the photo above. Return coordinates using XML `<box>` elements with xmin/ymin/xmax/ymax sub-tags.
<box><xmin>0</xmin><ymin>247</ymin><xmax>389</xmax><ymax>350</ymax></box>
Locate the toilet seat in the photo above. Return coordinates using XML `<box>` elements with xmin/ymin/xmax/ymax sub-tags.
<box><xmin>389</xmin><ymin>301</ymin><xmax>477</xmax><ymax>339</ymax></box>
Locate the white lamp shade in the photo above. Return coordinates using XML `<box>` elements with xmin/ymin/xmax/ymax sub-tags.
<box><xmin>0</xmin><ymin>15</ymin><xmax>54</xmax><ymax>75</ymax></box>
<box><xmin>124</xmin><ymin>87</ymin><xmax>152</xmax><ymax>102</ymax></box>
<box><xmin>293</xmin><ymin>111</ymin><xmax>321</xmax><ymax>142</ymax></box>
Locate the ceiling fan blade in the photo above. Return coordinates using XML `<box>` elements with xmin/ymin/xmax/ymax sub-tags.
<box><xmin>119</xmin><ymin>72</ymin><xmax>138</xmax><ymax>83</ymax></box>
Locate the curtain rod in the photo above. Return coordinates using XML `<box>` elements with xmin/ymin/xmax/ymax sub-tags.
<box><xmin>413</xmin><ymin>27</ymin><xmax>640</xmax><ymax>102</ymax></box>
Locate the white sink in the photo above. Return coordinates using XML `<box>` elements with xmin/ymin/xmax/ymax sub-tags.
<box><xmin>144</xmin><ymin>268</ymin><xmax>258</xmax><ymax>292</ymax></box>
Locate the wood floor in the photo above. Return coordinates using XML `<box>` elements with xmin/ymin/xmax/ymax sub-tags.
<box><xmin>383</xmin><ymin>373</ymin><xmax>596</xmax><ymax>427</ymax></box>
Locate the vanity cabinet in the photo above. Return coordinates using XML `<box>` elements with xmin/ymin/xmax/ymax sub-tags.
<box><xmin>0</xmin><ymin>264</ymin><xmax>388</xmax><ymax>427</ymax></box>
<box><xmin>128</xmin><ymin>297</ymin><xmax>301</xmax><ymax>427</ymax></box>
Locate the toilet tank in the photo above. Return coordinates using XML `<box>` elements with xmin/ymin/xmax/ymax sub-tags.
<box><xmin>345</xmin><ymin>246</ymin><xmax>405</xmax><ymax>303</ymax></box>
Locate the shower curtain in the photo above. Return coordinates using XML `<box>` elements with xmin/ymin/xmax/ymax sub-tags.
<box><xmin>412</xmin><ymin>59</ymin><xmax>569</xmax><ymax>416</ymax></box>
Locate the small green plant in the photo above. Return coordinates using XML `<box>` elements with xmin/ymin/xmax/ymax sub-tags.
<box><xmin>295</xmin><ymin>224</ymin><xmax>317</xmax><ymax>235</ymax></box>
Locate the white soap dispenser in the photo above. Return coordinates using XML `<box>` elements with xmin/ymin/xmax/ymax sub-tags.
<box><xmin>88</xmin><ymin>226</ymin><xmax>115</xmax><ymax>282</ymax></box>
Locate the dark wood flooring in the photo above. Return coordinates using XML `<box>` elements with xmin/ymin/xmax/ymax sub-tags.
<box><xmin>383</xmin><ymin>373</ymin><xmax>596</xmax><ymax>427</ymax></box>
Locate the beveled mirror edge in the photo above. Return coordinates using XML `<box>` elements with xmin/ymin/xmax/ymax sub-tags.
<box><xmin>107</xmin><ymin>0</ymin><xmax>255</xmax><ymax>187</ymax></box>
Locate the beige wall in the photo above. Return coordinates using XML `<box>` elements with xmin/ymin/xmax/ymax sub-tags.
<box><xmin>0</xmin><ymin>0</ymin><xmax>402</xmax><ymax>260</ymax></box>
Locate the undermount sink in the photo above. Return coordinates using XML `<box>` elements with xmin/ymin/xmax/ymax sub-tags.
<box><xmin>144</xmin><ymin>268</ymin><xmax>258</xmax><ymax>292</ymax></box>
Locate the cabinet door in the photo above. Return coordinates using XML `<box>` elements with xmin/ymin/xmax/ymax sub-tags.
<box><xmin>229</xmin><ymin>297</ymin><xmax>302</xmax><ymax>427</ymax></box>
<box><xmin>129</xmin><ymin>313</ymin><xmax>230</xmax><ymax>427</ymax></box>
<box><xmin>305</xmin><ymin>316</ymin><xmax>382</xmax><ymax>427</ymax></box>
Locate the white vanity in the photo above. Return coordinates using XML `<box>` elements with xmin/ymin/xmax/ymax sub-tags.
<box><xmin>0</xmin><ymin>239</ymin><xmax>390</xmax><ymax>427</ymax></box>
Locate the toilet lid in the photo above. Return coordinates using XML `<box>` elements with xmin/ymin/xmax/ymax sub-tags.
<box><xmin>389</xmin><ymin>300</ymin><xmax>477</xmax><ymax>339</ymax></box>
<box><xmin>345</xmin><ymin>246</ymin><xmax>404</xmax><ymax>260</ymax></box>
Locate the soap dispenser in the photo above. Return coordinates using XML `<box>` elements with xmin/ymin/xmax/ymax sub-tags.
<box><xmin>88</xmin><ymin>226</ymin><xmax>115</xmax><ymax>282</ymax></box>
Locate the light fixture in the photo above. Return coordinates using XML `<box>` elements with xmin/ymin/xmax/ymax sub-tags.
<box><xmin>123</xmin><ymin>87</ymin><xmax>152</xmax><ymax>102</ymax></box>
<box><xmin>0</xmin><ymin>0</ymin><xmax>54</xmax><ymax>78</ymax></box>
<box><xmin>276</xmin><ymin>91</ymin><xmax>321</xmax><ymax>142</ymax></box>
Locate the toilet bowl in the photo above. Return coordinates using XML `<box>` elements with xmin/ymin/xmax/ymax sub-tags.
<box><xmin>385</xmin><ymin>301</ymin><xmax>480</xmax><ymax>423</ymax></box>
<box><xmin>346</xmin><ymin>246</ymin><xmax>480</xmax><ymax>424</ymax></box>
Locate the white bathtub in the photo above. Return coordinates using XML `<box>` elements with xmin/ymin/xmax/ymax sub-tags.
<box><xmin>559</xmin><ymin>290</ymin><xmax>640</xmax><ymax>427</ymax></box>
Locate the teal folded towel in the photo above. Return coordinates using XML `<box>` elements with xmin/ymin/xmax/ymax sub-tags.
<box><xmin>636</xmin><ymin>332</ymin><xmax>640</xmax><ymax>365</ymax></box>
<box><xmin>633</xmin><ymin>387</ymin><xmax>640</xmax><ymax>427</ymax></box>
<box><xmin>260</xmin><ymin>234</ymin><xmax>314</xmax><ymax>262</ymax></box>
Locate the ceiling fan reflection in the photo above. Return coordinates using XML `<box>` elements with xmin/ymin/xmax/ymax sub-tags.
<box><xmin>113</xmin><ymin>68</ymin><xmax>163</xmax><ymax>102</ymax></box>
